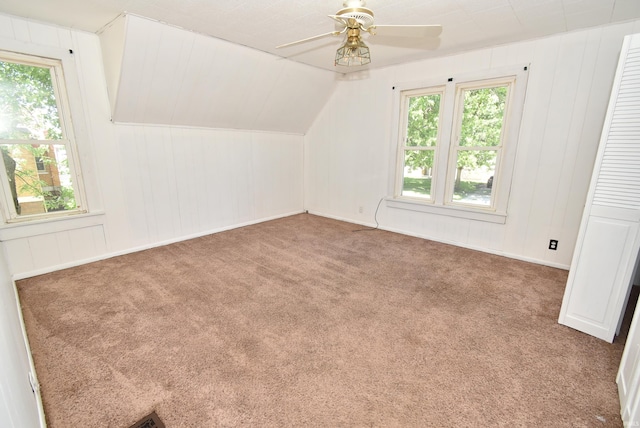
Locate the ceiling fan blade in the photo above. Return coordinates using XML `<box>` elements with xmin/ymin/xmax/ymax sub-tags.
<box><xmin>370</xmin><ymin>25</ymin><xmax>442</xmax><ymax>39</ymax></box>
<box><xmin>367</xmin><ymin>35</ymin><xmax>441</xmax><ymax>50</ymax></box>
<box><xmin>276</xmin><ymin>31</ymin><xmax>343</xmax><ymax>49</ymax></box>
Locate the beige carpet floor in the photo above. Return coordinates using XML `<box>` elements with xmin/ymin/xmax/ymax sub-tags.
<box><xmin>17</xmin><ymin>214</ymin><xmax>626</xmax><ymax>427</ymax></box>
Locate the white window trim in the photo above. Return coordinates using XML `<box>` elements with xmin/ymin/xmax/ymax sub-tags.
<box><xmin>0</xmin><ymin>210</ymin><xmax>105</xmax><ymax>241</ymax></box>
<box><xmin>0</xmin><ymin>48</ymin><xmax>89</xmax><ymax>223</ymax></box>
<box><xmin>444</xmin><ymin>76</ymin><xmax>516</xmax><ymax>212</ymax></box>
<box><xmin>394</xmin><ymin>85</ymin><xmax>446</xmax><ymax>203</ymax></box>
<box><xmin>388</xmin><ymin>65</ymin><xmax>529</xmax><ymax>222</ymax></box>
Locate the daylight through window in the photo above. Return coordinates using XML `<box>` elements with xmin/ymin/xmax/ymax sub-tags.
<box><xmin>0</xmin><ymin>50</ymin><xmax>86</xmax><ymax>222</ymax></box>
<box><xmin>399</xmin><ymin>87</ymin><xmax>444</xmax><ymax>201</ymax></box>
<box><xmin>395</xmin><ymin>69</ymin><xmax>527</xmax><ymax>219</ymax></box>
<box><xmin>448</xmin><ymin>82</ymin><xmax>509</xmax><ymax>207</ymax></box>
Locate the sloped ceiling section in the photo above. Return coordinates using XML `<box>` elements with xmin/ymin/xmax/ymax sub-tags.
<box><xmin>99</xmin><ymin>14</ymin><xmax>337</xmax><ymax>134</ymax></box>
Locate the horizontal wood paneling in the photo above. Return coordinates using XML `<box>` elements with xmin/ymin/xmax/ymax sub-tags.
<box><xmin>305</xmin><ymin>20</ymin><xmax>640</xmax><ymax>268</ymax></box>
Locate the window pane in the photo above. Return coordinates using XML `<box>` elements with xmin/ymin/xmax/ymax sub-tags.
<box><xmin>459</xmin><ymin>86</ymin><xmax>507</xmax><ymax>147</ymax></box>
<box><xmin>406</xmin><ymin>93</ymin><xmax>440</xmax><ymax>147</ymax></box>
<box><xmin>402</xmin><ymin>149</ymin><xmax>434</xmax><ymax>199</ymax></box>
<box><xmin>1</xmin><ymin>144</ymin><xmax>78</xmax><ymax>216</ymax></box>
<box><xmin>452</xmin><ymin>150</ymin><xmax>496</xmax><ymax>206</ymax></box>
<box><xmin>0</xmin><ymin>60</ymin><xmax>62</xmax><ymax>140</ymax></box>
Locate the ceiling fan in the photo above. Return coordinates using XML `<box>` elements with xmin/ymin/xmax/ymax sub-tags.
<box><xmin>276</xmin><ymin>0</ymin><xmax>442</xmax><ymax>67</ymax></box>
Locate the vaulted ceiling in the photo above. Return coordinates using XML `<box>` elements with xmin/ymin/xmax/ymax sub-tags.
<box><xmin>1</xmin><ymin>0</ymin><xmax>640</xmax><ymax>73</ymax></box>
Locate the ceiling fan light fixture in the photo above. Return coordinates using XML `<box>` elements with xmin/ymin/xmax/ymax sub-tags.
<box><xmin>335</xmin><ymin>38</ymin><xmax>371</xmax><ymax>66</ymax></box>
<box><xmin>276</xmin><ymin>0</ymin><xmax>441</xmax><ymax>68</ymax></box>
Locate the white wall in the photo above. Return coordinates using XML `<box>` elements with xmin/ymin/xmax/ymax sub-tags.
<box><xmin>0</xmin><ymin>13</ymin><xmax>306</xmax><ymax>426</ymax></box>
<box><xmin>101</xmin><ymin>125</ymin><xmax>303</xmax><ymax>255</ymax></box>
<box><xmin>2</xmin><ymin>123</ymin><xmax>304</xmax><ymax>276</ymax></box>
<box><xmin>2</xmin><ymin>10</ymin><xmax>640</xmax><ymax>426</ymax></box>
<box><xmin>101</xmin><ymin>14</ymin><xmax>337</xmax><ymax>135</ymax></box>
<box><xmin>0</xmin><ymin>14</ymin><xmax>305</xmax><ymax>278</ymax></box>
<box><xmin>0</xmin><ymin>244</ymin><xmax>41</xmax><ymax>428</ymax></box>
<box><xmin>304</xmin><ymin>19</ymin><xmax>640</xmax><ymax>269</ymax></box>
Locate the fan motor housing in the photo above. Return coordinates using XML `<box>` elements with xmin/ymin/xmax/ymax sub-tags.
<box><xmin>336</xmin><ymin>7</ymin><xmax>374</xmax><ymax>28</ymax></box>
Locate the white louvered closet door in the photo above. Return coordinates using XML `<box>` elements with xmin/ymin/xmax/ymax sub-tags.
<box><xmin>559</xmin><ymin>33</ymin><xmax>640</xmax><ymax>343</ymax></box>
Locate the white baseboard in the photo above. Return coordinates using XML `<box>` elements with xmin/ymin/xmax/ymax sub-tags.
<box><xmin>12</xmin><ymin>210</ymin><xmax>304</xmax><ymax>281</ymax></box>
<box><xmin>306</xmin><ymin>210</ymin><xmax>570</xmax><ymax>271</ymax></box>
<box><xmin>13</xmin><ymin>209</ymin><xmax>570</xmax><ymax>280</ymax></box>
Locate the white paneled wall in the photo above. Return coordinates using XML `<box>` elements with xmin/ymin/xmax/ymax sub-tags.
<box><xmin>304</xmin><ymin>19</ymin><xmax>640</xmax><ymax>268</ymax></box>
<box><xmin>1</xmin><ymin>9</ymin><xmax>640</xmax><ymax>426</ymax></box>
<box><xmin>0</xmin><ymin>13</ymin><xmax>305</xmax><ymax>278</ymax></box>
<box><xmin>0</xmin><ymin>13</ymin><xmax>305</xmax><ymax>425</ymax></box>
<box><xmin>104</xmin><ymin>125</ymin><xmax>303</xmax><ymax>253</ymax></box>
<box><xmin>101</xmin><ymin>14</ymin><xmax>337</xmax><ymax>135</ymax></box>
<box><xmin>0</xmin><ymin>244</ymin><xmax>41</xmax><ymax>428</ymax></box>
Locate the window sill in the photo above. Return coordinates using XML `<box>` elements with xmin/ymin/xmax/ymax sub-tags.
<box><xmin>0</xmin><ymin>211</ymin><xmax>106</xmax><ymax>241</ymax></box>
<box><xmin>386</xmin><ymin>197</ymin><xmax>507</xmax><ymax>224</ymax></box>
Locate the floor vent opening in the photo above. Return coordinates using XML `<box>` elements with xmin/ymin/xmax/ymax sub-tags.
<box><xmin>128</xmin><ymin>411</ymin><xmax>165</xmax><ymax>428</ymax></box>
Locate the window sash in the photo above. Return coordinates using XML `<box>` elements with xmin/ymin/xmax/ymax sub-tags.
<box><xmin>400</xmin><ymin>147</ymin><xmax>437</xmax><ymax>200</ymax></box>
<box><xmin>392</xmin><ymin>67</ymin><xmax>528</xmax><ymax>220</ymax></box>
<box><xmin>0</xmin><ymin>51</ymin><xmax>86</xmax><ymax>222</ymax></box>
<box><xmin>445</xmin><ymin>78</ymin><xmax>514</xmax><ymax>209</ymax></box>
<box><xmin>396</xmin><ymin>86</ymin><xmax>445</xmax><ymax>202</ymax></box>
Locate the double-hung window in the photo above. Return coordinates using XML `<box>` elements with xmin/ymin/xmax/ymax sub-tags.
<box><xmin>393</xmin><ymin>67</ymin><xmax>528</xmax><ymax>222</ymax></box>
<box><xmin>398</xmin><ymin>86</ymin><xmax>445</xmax><ymax>201</ymax></box>
<box><xmin>0</xmin><ymin>50</ymin><xmax>86</xmax><ymax>222</ymax></box>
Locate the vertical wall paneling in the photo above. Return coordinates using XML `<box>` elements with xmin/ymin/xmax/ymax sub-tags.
<box><xmin>251</xmin><ymin>133</ymin><xmax>303</xmax><ymax>219</ymax></box>
<box><xmin>97</xmin><ymin>14</ymin><xmax>126</xmax><ymax>115</ymax></box>
<box><xmin>156</xmin><ymin>127</ymin><xmax>182</xmax><ymax>238</ymax></box>
<box><xmin>0</xmin><ymin>244</ymin><xmax>42</xmax><ymax>428</ymax></box>
<box><xmin>27</xmin><ymin>234</ymin><xmax>62</xmax><ymax>269</ymax></box>
<box><xmin>143</xmin><ymin>24</ymin><xmax>193</xmax><ymax>124</ymax></box>
<box><xmin>105</xmin><ymin>14</ymin><xmax>336</xmax><ymax>134</ymax></box>
<box><xmin>304</xmin><ymin>88</ymin><xmax>336</xmax><ymax>213</ymax></box>
<box><xmin>305</xmin><ymin>20</ymin><xmax>640</xmax><ymax>268</ymax></box>
<box><xmin>536</xmin><ymin>31</ymin><xmax>589</xmax><ymax>262</ymax></box>
<box><xmin>8</xmin><ymin>16</ymin><xmax>30</xmax><ymax>43</ymax></box>
<box><xmin>101</xmin><ymin>124</ymin><xmax>304</xmax><ymax>259</ymax></box>
<box><xmin>193</xmin><ymin>133</ymin><xmax>212</xmax><ymax>230</ymax></box>
<box><xmin>554</xmin><ymin>28</ymin><xmax>603</xmax><ymax>262</ymax></box>
<box><xmin>506</xmin><ymin>37</ymin><xmax>562</xmax><ymax>259</ymax></box>
<box><xmin>70</xmin><ymin>31</ymin><xmax>107</xmax><ymax>214</ymax></box>
<box><xmin>234</xmin><ymin>132</ymin><xmax>257</xmax><ymax>224</ymax></box>
<box><xmin>55</xmin><ymin>231</ymin><xmax>74</xmax><ymax>265</ymax></box>
<box><xmin>498</xmin><ymin>40</ymin><xmax>555</xmax><ymax>258</ymax></box>
<box><xmin>559</xmin><ymin>22</ymin><xmax>638</xmax><ymax>262</ymax></box>
<box><xmin>0</xmin><ymin>16</ymin><xmax>111</xmax><ymax>276</ymax></box>
<box><xmin>559</xmin><ymin>33</ymin><xmax>640</xmax><ymax>342</ymax></box>
<box><xmin>25</xmin><ymin>19</ymin><xmax>59</xmax><ymax>48</ymax></box>
<box><xmin>0</xmin><ymin>11</ymin><xmax>307</xmax><ymax>425</ymax></box>
<box><xmin>170</xmin><ymin>33</ymin><xmax>221</xmax><ymax>127</ymax></box>
<box><xmin>136</xmin><ymin>127</ymin><xmax>160</xmax><ymax>240</ymax></box>
<box><xmin>116</xmin><ymin>126</ymin><xmax>151</xmax><ymax>246</ymax></box>
<box><xmin>0</xmin><ymin>14</ymin><xmax>14</xmax><ymax>39</ymax></box>
<box><xmin>2</xmin><ymin>240</ymin><xmax>34</xmax><ymax>275</ymax></box>
<box><xmin>110</xmin><ymin>15</ymin><xmax>154</xmax><ymax>121</ymax></box>
<box><xmin>169</xmin><ymin>127</ymin><xmax>199</xmax><ymax>236</ymax></box>
<box><xmin>67</xmin><ymin>226</ymin><xmax>106</xmax><ymax>261</ymax></box>
<box><xmin>216</xmin><ymin>132</ymin><xmax>248</xmax><ymax>226</ymax></box>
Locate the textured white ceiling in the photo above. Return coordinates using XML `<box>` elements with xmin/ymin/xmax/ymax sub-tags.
<box><xmin>1</xmin><ymin>0</ymin><xmax>640</xmax><ymax>73</ymax></box>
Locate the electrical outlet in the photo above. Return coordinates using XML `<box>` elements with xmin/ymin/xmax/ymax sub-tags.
<box><xmin>358</xmin><ymin>206</ymin><xmax>363</xmax><ymax>214</ymax></box>
<box><xmin>549</xmin><ymin>239</ymin><xmax>558</xmax><ymax>250</ymax></box>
